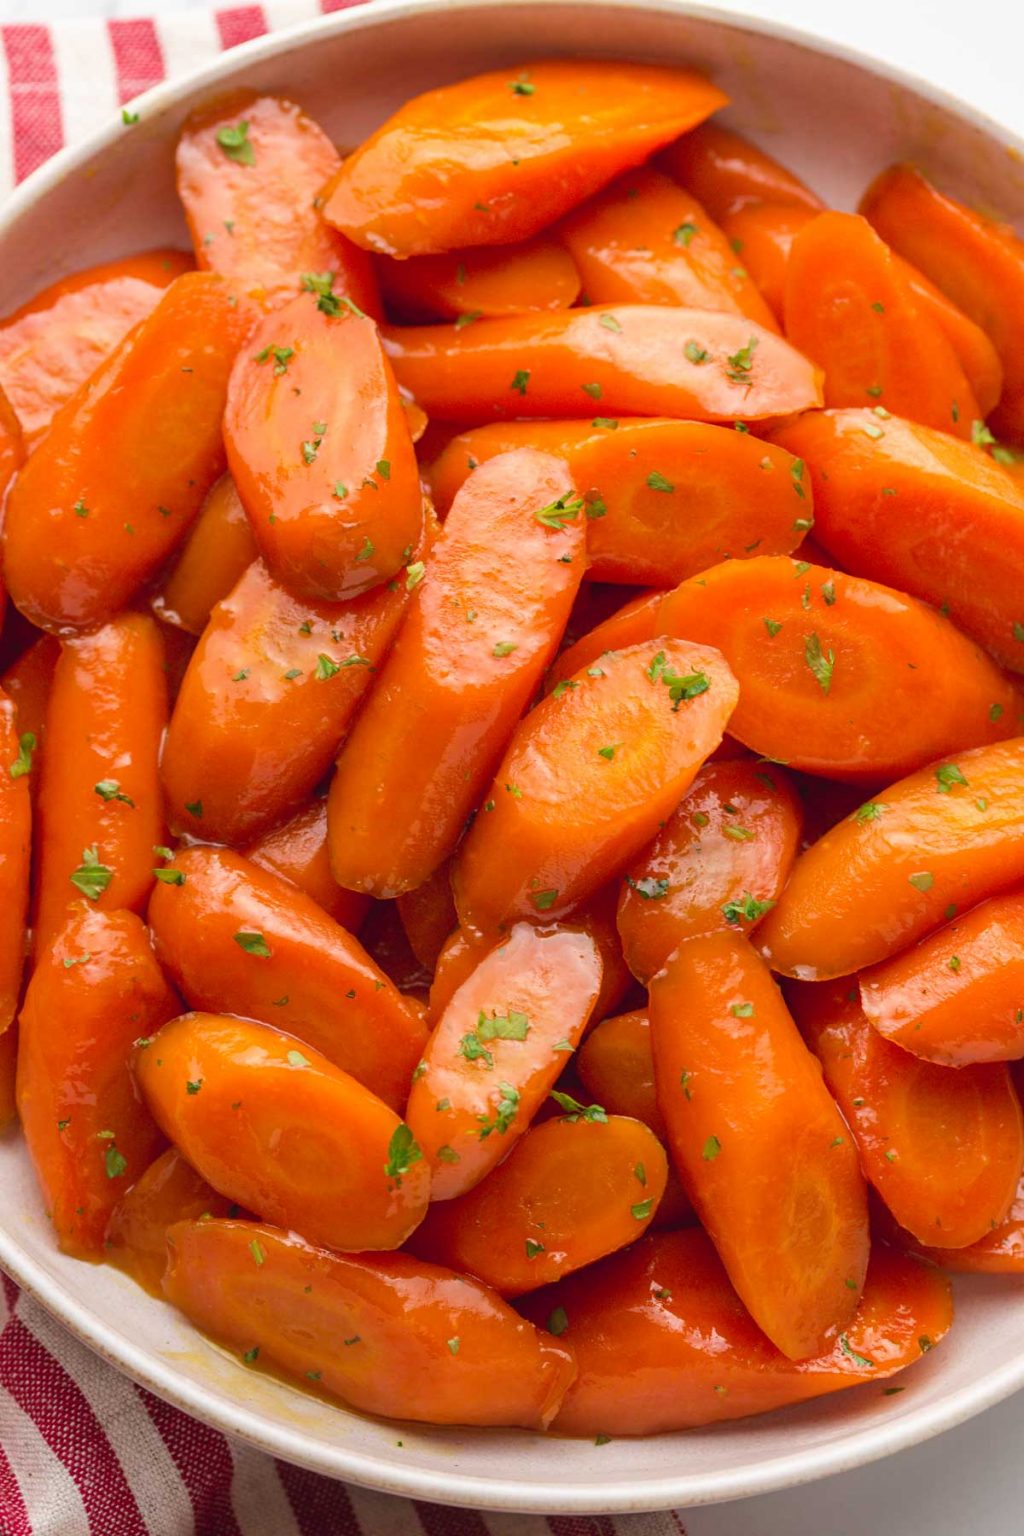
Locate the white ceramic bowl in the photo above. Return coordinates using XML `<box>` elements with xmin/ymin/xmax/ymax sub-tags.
<box><xmin>3</xmin><ymin>0</ymin><xmax>1024</xmax><ymax>1514</ymax></box>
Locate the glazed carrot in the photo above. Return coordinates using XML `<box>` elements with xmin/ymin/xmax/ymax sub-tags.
<box><xmin>406</xmin><ymin>922</ymin><xmax>602</xmax><ymax>1198</ymax></box>
<box><xmin>657</xmin><ymin>555</ymin><xmax>1021</xmax><ymax>778</ymax></box>
<box><xmin>426</xmin><ymin>419</ymin><xmax>808</xmax><ymax>585</ymax></box>
<box><xmin>105</xmin><ymin>1148</ymin><xmax>238</xmax><ymax>1295</ymax></box>
<box><xmin>561</xmin><ymin>168</ymin><xmax>777</xmax><ymax>328</ymax></box>
<box><xmin>397</xmin><ymin>862</ymin><xmax>458</xmax><ymax>970</ymax></box>
<box><xmin>0</xmin><ymin>251</ymin><xmax>192</xmax><ymax>446</ymax></box>
<box><xmin>153</xmin><ymin>476</ymin><xmax>257</xmax><ymax>635</ymax></box>
<box><xmin>770</xmin><ymin>409</ymin><xmax>1024</xmax><ymax>672</ymax></box>
<box><xmin>327</xmin><ymin>450</ymin><xmax>586</xmax><ymax>896</ymax></box>
<box><xmin>2</xmin><ymin>273</ymin><xmax>249</xmax><ymax>632</ymax></box>
<box><xmin>34</xmin><ymin>614</ymin><xmax>167</xmax><ymax>951</ymax></box>
<box><xmin>896</xmin><ymin>259</ymin><xmax>1004</xmax><ymax>418</ymax></box>
<box><xmin>0</xmin><ymin>382</ymin><xmax>23</xmax><ymax>513</ymax></box>
<box><xmin>177</xmin><ymin>93</ymin><xmax>379</xmax><ymax>316</ymax></box>
<box><xmin>859</xmin><ymin>891</ymin><xmax>1024</xmax><ymax>1065</ymax></box>
<box><xmin>428</xmin><ymin>927</ymin><xmax>484</xmax><ymax>1020</ymax></box>
<box><xmin>322</xmin><ymin>60</ymin><xmax>727</xmax><ymax>257</ymax></box>
<box><xmin>17</xmin><ymin>908</ymin><xmax>177</xmax><ymax>1257</ymax></box>
<box><xmin>452</xmin><ymin>639</ymin><xmax>739</xmax><ymax>937</ymax></box>
<box><xmin>658</xmin><ymin>122</ymin><xmax>824</xmax><ymax>221</ymax></box>
<box><xmin>520</xmin><ymin>1229</ymin><xmax>949</xmax><ymax>1435</ymax></box>
<box><xmin>881</xmin><ymin>1172</ymin><xmax>1024</xmax><ymax>1274</ymax></box>
<box><xmin>789</xmin><ymin>979</ymin><xmax>1024</xmax><ymax>1247</ymax></box>
<box><xmin>136</xmin><ymin>1013</ymin><xmax>431</xmax><ymax>1250</ymax></box>
<box><xmin>148</xmin><ymin>846</ymin><xmax>427</xmax><ymax>1110</ymax></box>
<box><xmin>719</xmin><ymin>201</ymin><xmax>815</xmax><ymax>320</ymax></box>
<box><xmin>0</xmin><ymin>635</ymin><xmax>60</xmax><ymax>775</ymax></box>
<box><xmin>0</xmin><ymin>690</ymin><xmax>31</xmax><ymax>1034</ymax></box>
<box><xmin>576</xmin><ymin>1009</ymin><xmax>664</xmax><ymax>1137</ymax></box>
<box><xmin>409</xmin><ymin>1114</ymin><xmax>666</xmax><ymax>1295</ymax></box>
<box><xmin>160</xmin><ymin>547</ymin><xmax>418</xmax><ymax>845</ymax></box>
<box><xmin>383</xmin><ymin>307</ymin><xmax>822</xmax><ymax>424</ymax></box>
<box><xmin>164</xmin><ymin>1219</ymin><xmax>576</xmax><ymax>1428</ymax></box>
<box><xmin>377</xmin><ymin>238</ymin><xmax>581</xmax><ymax>320</ymax></box>
<box><xmin>0</xmin><ymin>1025</ymin><xmax>16</xmax><ymax>1131</ymax></box>
<box><xmin>617</xmin><ymin>758</ymin><xmax>803</xmax><ymax>982</ymax></box>
<box><xmin>650</xmin><ymin>931</ymin><xmax>868</xmax><ymax>1359</ymax></box>
<box><xmin>544</xmin><ymin>591</ymin><xmax>662</xmax><ymax>693</ymax></box>
<box><xmin>246</xmin><ymin>799</ymin><xmax>370</xmax><ymax>933</ymax></box>
<box><xmin>861</xmin><ymin>163</ymin><xmax>1024</xmax><ymax>441</ymax></box>
<box><xmin>225</xmin><ymin>292</ymin><xmax>421</xmax><ymax>602</ymax></box>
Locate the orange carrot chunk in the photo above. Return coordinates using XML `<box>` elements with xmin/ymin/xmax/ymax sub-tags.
<box><xmin>377</xmin><ymin>238</ymin><xmax>580</xmax><ymax>321</ymax></box>
<box><xmin>153</xmin><ymin>476</ymin><xmax>257</xmax><ymax>636</ymax></box>
<box><xmin>658</xmin><ymin>122</ymin><xmax>824</xmax><ymax>220</ymax></box>
<box><xmin>106</xmin><ymin>1148</ymin><xmax>239</xmax><ymax>1295</ymax></box>
<box><xmin>881</xmin><ymin>1170</ymin><xmax>1024</xmax><ymax>1275</ymax></box>
<box><xmin>0</xmin><ymin>689</ymin><xmax>31</xmax><ymax>1034</ymax></box>
<box><xmin>246</xmin><ymin>799</ymin><xmax>370</xmax><ymax>934</ymax></box>
<box><xmin>396</xmin><ymin>862</ymin><xmax>458</xmax><ymax>971</ymax></box>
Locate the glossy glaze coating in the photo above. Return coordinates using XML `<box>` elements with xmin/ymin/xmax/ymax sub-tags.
<box><xmin>378</xmin><ymin>237</ymin><xmax>580</xmax><ymax>320</ymax></box>
<box><xmin>657</xmin><ymin>121</ymin><xmax>824</xmax><ymax>221</ymax></box>
<box><xmin>154</xmin><ymin>474</ymin><xmax>257</xmax><ymax>635</ymax></box>
<box><xmin>105</xmin><ymin>1146</ymin><xmax>237</xmax><ymax>1295</ymax></box>
<box><xmin>247</xmin><ymin>798</ymin><xmax>370</xmax><ymax>933</ymax></box>
<box><xmin>0</xmin><ymin>690</ymin><xmax>30</xmax><ymax>1032</ymax></box>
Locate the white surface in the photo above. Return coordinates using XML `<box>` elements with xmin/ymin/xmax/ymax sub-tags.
<box><xmin>2</xmin><ymin>0</ymin><xmax>1024</xmax><ymax>1526</ymax></box>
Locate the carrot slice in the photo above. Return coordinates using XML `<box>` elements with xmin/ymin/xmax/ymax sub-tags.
<box><xmin>246</xmin><ymin>799</ymin><xmax>370</xmax><ymax>934</ymax></box>
<box><xmin>34</xmin><ymin>614</ymin><xmax>167</xmax><ymax>951</ymax></box>
<box><xmin>881</xmin><ymin>1171</ymin><xmax>1024</xmax><ymax>1275</ymax></box>
<box><xmin>383</xmin><ymin>307</ymin><xmax>822</xmax><ymax>424</ymax></box>
<box><xmin>453</xmin><ymin>637</ymin><xmax>737</xmax><ymax>937</ymax></box>
<box><xmin>895</xmin><ymin>258</ymin><xmax>1004</xmax><ymax>418</ymax></box>
<box><xmin>160</xmin><ymin>546</ymin><xmax>419</xmax><ymax>845</ymax></box>
<box><xmin>650</xmin><ymin>931</ymin><xmax>868</xmax><ymax>1358</ymax></box>
<box><xmin>176</xmin><ymin>92</ymin><xmax>379</xmax><ymax>316</ymax></box>
<box><xmin>410</xmin><ymin>1113</ymin><xmax>666</xmax><ymax>1296</ymax></box>
<box><xmin>426</xmin><ymin>419</ymin><xmax>807</xmax><ymax>585</ymax></box>
<box><xmin>327</xmin><ymin>449</ymin><xmax>586</xmax><ymax>896</ymax></box>
<box><xmin>0</xmin><ymin>689</ymin><xmax>30</xmax><ymax>1034</ymax></box>
<box><xmin>147</xmin><ymin>846</ymin><xmax>426</xmax><ymax>1110</ymax></box>
<box><xmin>757</xmin><ymin>740</ymin><xmax>1024</xmax><ymax>980</ymax></box>
<box><xmin>17</xmin><ymin>908</ymin><xmax>177</xmax><ymax>1257</ymax></box>
<box><xmin>657</xmin><ymin>554</ymin><xmax>1021</xmax><ymax>779</ymax></box>
<box><xmin>3</xmin><ymin>273</ymin><xmax>249</xmax><ymax>633</ymax></box>
<box><xmin>861</xmin><ymin>163</ymin><xmax>1024</xmax><ymax>441</ymax></box>
<box><xmin>0</xmin><ymin>251</ymin><xmax>192</xmax><ymax>446</ymax></box>
<box><xmin>322</xmin><ymin>60</ymin><xmax>727</xmax><ymax>257</ymax></box>
<box><xmin>396</xmin><ymin>862</ymin><xmax>458</xmax><ymax>971</ymax></box>
<box><xmin>225</xmin><ymin>291</ymin><xmax>421</xmax><ymax>602</ymax></box>
<box><xmin>106</xmin><ymin>1148</ymin><xmax>238</xmax><ymax>1295</ymax></box>
<box><xmin>544</xmin><ymin>591</ymin><xmax>663</xmax><ymax>693</ymax></box>
<box><xmin>406</xmin><ymin>922</ymin><xmax>602</xmax><ymax>1199</ymax></box>
<box><xmin>163</xmin><ymin>1218</ymin><xmax>576</xmax><ymax>1428</ymax></box>
<box><xmin>770</xmin><ymin>407</ymin><xmax>1024</xmax><ymax>672</ymax></box>
<box><xmin>576</xmin><ymin>1009</ymin><xmax>664</xmax><ymax>1137</ymax></box>
<box><xmin>719</xmin><ymin>201</ymin><xmax>816</xmax><ymax>320</ymax></box>
<box><xmin>520</xmin><ymin>1228</ymin><xmax>950</xmax><ymax>1435</ymax></box>
<box><xmin>783</xmin><ymin>212</ymin><xmax>979</xmax><ymax>434</ymax></box>
<box><xmin>0</xmin><ymin>635</ymin><xmax>59</xmax><ymax>808</ymax></box>
<box><xmin>153</xmin><ymin>475</ymin><xmax>257</xmax><ymax>636</ymax></box>
<box><xmin>136</xmin><ymin>1014</ymin><xmax>429</xmax><ymax>1251</ymax></box>
<box><xmin>658</xmin><ymin>122</ymin><xmax>824</xmax><ymax>220</ymax></box>
<box><xmin>617</xmin><ymin>758</ymin><xmax>803</xmax><ymax>982</ymax></box>
<box><xmin>859</xmin><ymin>891</ymin><xmax>1024</xmax><ymax>1065</ymax></box>
<box><xmin>789</xmin><ymin>978</ymin><xmax>1023</xmax><ymax>1247</ymax></box>
<box><xmin>560</xmin><ymin>167</ymin><xmax>777</xmax><ymax>328</ymax></box>
<box><xmin>378</xmin><ymin>238</ymin><xmax>580</xmax><ymax>321</ymax></box>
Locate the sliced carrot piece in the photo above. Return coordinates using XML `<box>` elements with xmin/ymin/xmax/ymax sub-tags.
<box><xmin>520</xmin><ymin>1229</ymin><xmax>949</xmax><ymax>1435</ymax></box>
<box><xmin>651</xmin><ymin>931</ymin><xmax>868</xmax><ymax>1358</ymax></box>
<box><xmin>406</xmin><ymin>922</ymin><xmax>602</xmax><ymax>1199</ymax></box>
<box><xmin>396</xmin><ymin>862</ymin><xmax>458</xmax><ymax>971</ymax></box>
<box><xmin>147</xmin><ymin>846</ymin><xmax>426</xmax><ymax>1110</ymax></box>
<box><xmin>225</xmin><ymin>291</ymin><xmax>421</xmax><ymax>602</ymax></box>
<box><xmin>658</xmin><ymin>122</ymin><xmax>824</xmax><ymax>221</ymax></box>
<box><xmin>410</xmin><ymin>1113</ymin><xmax>666</xmax><ymax>1295</ymax></box>
<box><xmin>861</xmin><ymin>163</ymin><xmax>1024</xmax><ymax>441</ymax></box>
<box><xmin>895</xmin><ymin>258</ymin><xmax>1004</xmax><ymax>418</ymax></box>
<box><xmin>176</xmin><ymin>92</ymin><xmax>379</xmax><ymax>315</ymax></box>
<box><xmin>34</xmin><ymin>614</ymin><xmax>167</xmax><ymax>951</ymax></box>
<box><xmin>378</xmin><ymin>238</ymin><xmax>580</xmax><ymax>320</ymax></box>
<box><xmin>880</xmin><ymin>1171</ymin><xmax>1024</xmax><ymax>1274</ymax></box>
<box><xmin>0</xmin><ymin>251</ymin><xmax>192</xmax><ymax>446</ymax></box>
<box><xmin>0</xmin><ymin>689</ymin><xmax>31</xmax><ymax>1034</ymax></box>
<box><xmin>327</xmin><ymin>449</ymin><xmax>586</xmax><ymax>896</ymax></box>
<box><xmin>17</xmin><ymin>908</ymin><xmax>177</xmax><ymax>1257</ymax></box>
<box><xmin>453</xmin><ymin>637</ymin><xmax>738</xmax><ymax>936</ymax></box>
<box><xmin>859</xmin><ymin>891</ymin><xmax>1024</xmax><ymax>1065</ymax></box>
<box><xmin>427</xmin><ymin>928</ymin><xmax>481</xmax><ymax>1021</ymax></box>
<box><xmin>784</xmin><ymin>212</ymin><xmax>979</xmax><ymax>434</ymax></box>
<box><xmin>719</xmin><ymin>201</ymin><xmax>816</xmax><ymax>321</ymax></box>
<box><xmin>246</xmin><ymin>799</ymin><xmax>370</xmax><ymax>934</ymax></box>
<box><xmin>560</xmin><ymin>167</ymin><xmax>777</xmax><ymax>328</ymax></box>
<box><xmin>0</xmin><ymin>635</ymin><xmax>60</xmax><ymax>807</ymax></box>
<box><xmin>383</xmin><ymin>307</ymin><xmax>822</xmax><ymax>424</ymax></box>
<box><xmin>657</xmin><ymin>555</ymin><xmax>1022</xmax><ymax>778</ymax></box>
<box><xmin>322</xmin><ymin>60</ymin><xmax>727</xmax><ymax>257</ymax></box>
<box><xmin>0</xmin><ymin>382</ymin><xmax>23</xmax><ymax>517</ymax></box>
<box><xmin>3</xmin><ymin>273</ymin><xmax>249</xmax><ymax>633</ymax></box>
<box><xmin>106</xmin><ymin>1148</ymin><xmax>238</xmax><ymax>1295</ymax></box>
<box><xmin>789</xmin><ymin>978</ymin><xmax>1023</xmax><ymax>1247</ymax></box>
<box><xmin>544</xmin><ymin>591</ymin><xmax>663</xmax><ymax>693</ymax></box>
<box><xmin>163</xmin><ymin>1218</ymin><xmax>576</xmax><ymax>1428</ymax></box>
<box><xmin>576</xmin><ymin>1009</ymin><xmax>664</xmax><ymax>1136</ymax></box>
<box><xmin>153</xmin><ymin>475</ymin><xmax>257</xmax><ymax>636</ymax></box>
<box><xmin>771</xmin><ymin>408</ymin><xmax>1024</xmax><ymax>672</ymax></box>
<box><xmin>426</xmin><ymin>419</ymin><xmax>807</xmax><ymax>585</ymax></box>
<box><xmin>617</xmin><ymin>757</ymin><xmax>803</xmax><ymax>982</ymax></box>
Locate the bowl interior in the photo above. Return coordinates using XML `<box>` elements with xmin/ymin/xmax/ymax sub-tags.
<box><xmin>2</xmin><ymin>0</ymin><xmax>1024</xmax><ymax>1513</ymax></box>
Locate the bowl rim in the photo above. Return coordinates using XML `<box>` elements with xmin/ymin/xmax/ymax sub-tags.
<box><xmin>4</xmin><ymin>0</ymin><xmax>1024</xmax><ymax>1513</ymax></box>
